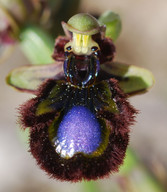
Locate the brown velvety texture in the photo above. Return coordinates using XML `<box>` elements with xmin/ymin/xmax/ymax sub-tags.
<box><xmin>19</xmin><ymin>78</ymin><xmax>137</xmax><ymax>182</ymax></box>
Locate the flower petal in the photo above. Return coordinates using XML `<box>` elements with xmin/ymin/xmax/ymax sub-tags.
<box><xmin>6</xmin><ymin>62</ymin><xmax>64</xmax><ymax>93</ymax></box>
<box><xmin>100</xmin><ymin>61</ymin><xmax>155</xmax><ymax>95</ymax></box>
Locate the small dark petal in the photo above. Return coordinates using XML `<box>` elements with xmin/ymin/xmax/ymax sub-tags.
<box><xmin>20</xmin><ymin>79</ymin><xmax>137</xmax><ymax>182</ymax></box>
<box><xmin>52</xmin><ymin>36</ymin><xmax>70</xmax><ymax>61</ymax></box>
<box><xmin>95</xmin><ymin>37</ymin><xmax>116</xmax><ymax>64</ymax></box>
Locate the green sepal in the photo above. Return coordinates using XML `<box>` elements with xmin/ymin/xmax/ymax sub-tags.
<box><xmin>6</xmin><ymin>62</ymin><xmax>63</xmax><ymax>93</ymax></box>
<box><xmin>98</xmin><ymin>11</ymin><xmax>122</xmax><ymax>41</ymax></box>
<box><xmin>101</xmin><ymin>62</ymin><xmax>155</xmax><ymax>95</ymax></box>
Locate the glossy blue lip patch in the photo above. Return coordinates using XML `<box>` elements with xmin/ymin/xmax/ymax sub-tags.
<box><xmin>53</xmin><ymin>106</ymin><xmax>102</xmax><ymax>158</ymax></box>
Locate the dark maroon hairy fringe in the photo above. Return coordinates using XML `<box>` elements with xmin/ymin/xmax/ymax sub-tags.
<box><xmin>20</xmin><ymin>79</ymin><xmax>137</xmax><ymax>182</ymax></box>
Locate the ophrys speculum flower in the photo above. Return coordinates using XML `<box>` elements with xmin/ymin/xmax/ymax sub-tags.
<box><xmin>7</xmin><ymin>12</ymin><xmax>154</xmax><ymax>181</ymax></box>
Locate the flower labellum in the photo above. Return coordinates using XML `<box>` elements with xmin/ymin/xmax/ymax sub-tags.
<box><xmin>20</xmin><ymin>13</ymin><xmax>137</xmax><ymax>181</ymax></box>
<box><xmin>53</xmin><ymin>105</ymin><xmax>102</xmax><ymax>158</ymax></box>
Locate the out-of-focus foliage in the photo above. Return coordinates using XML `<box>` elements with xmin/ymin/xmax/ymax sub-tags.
<box><xmin>98</xmin><ymin>11</ymin><xmax>121</xmax><ymax>41</ymax></box>
<box><xmin>0</xmin><ymin>0</ymin><xmax>80</xmax><ymax>63</ymax></box>
<box><xmin>0</xmin><ymin>0</ymin><xmax>80</xmax><ymax>42</ymax></box>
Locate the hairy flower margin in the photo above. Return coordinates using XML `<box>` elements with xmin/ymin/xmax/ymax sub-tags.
<box><xmin>7</xmin><ymin>12</ymin><xmax>154</xmax><ymax>182</ymax></box>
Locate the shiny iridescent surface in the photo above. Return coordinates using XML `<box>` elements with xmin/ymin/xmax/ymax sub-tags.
<box><xmin>53</xmin><ymin>106</ymin><xmax>102</xmax><ymax>158</ymax></box>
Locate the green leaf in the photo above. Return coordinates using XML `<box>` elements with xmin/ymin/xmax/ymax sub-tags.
<box><xmin>98</xmin><ymin>11</ymin><xmax>122</xmax><ymax>41</ymax></box>
<box><xmin>6</xmin><ymin>62</ymin><xmax>63</xmax><ymax>93</ymax></box>
<box><xmin>101</xmin><ymin>61</ymin><xmax>155</xmax><ymax>95</ymax></box>
<box><xmin>20</xmin><ymin>25</ymin><xmax>54</xmax><ymax>65</ymax></box>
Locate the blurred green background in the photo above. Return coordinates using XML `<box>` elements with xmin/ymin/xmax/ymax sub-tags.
<box><xmin>0</xmin><ymin>0</ymin><xmax>167</xmax><ymax>192</ymax></box>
